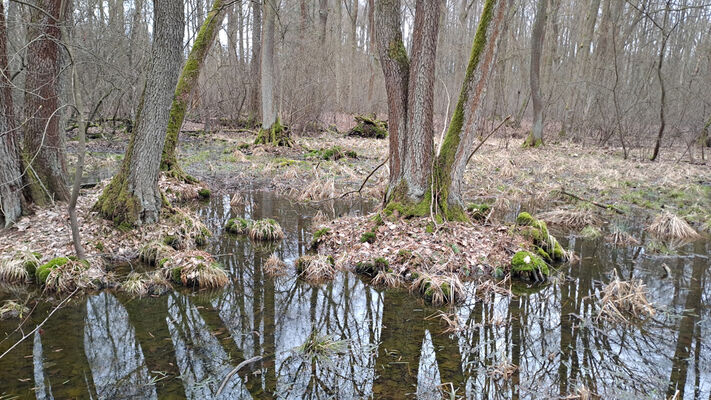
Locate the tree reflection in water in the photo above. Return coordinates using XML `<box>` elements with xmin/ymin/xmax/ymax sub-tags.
<box><xmin>1</xmin><ymin>192</ymin><xmax>710</xmax><ymax>399</ymax></box>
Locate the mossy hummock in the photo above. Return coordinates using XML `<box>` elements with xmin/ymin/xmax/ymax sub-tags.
<box><xmin>516</xmin><ymin>212</ymin><xmax>566</xmax><ymax>261</ymax></box>
<box><xmin>511</xmin><ymin>251</ymin><xmax>549</xmax><ymax>282</ymax></box>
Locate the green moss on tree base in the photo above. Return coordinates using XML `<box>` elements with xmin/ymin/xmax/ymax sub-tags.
<box><xmin>255</xmin><ymin>118</ymin><xmax>293</xmax><ymax>147</ymax></box>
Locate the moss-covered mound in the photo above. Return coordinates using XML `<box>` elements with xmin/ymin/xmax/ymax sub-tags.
<box><xmin>347</xmin><ymin>115</ymin><xmax>388</xmax><ymax>139</ymax></box>
<box><xmin>162</xmin><ymin>250</ymin><xmax>229</xmax><ymax>289</ymax></box>
<box><xmin>516</xmin><ymin>212</ymin><xmax>566</xmax><ymax>261</ymax></box>
<box><xmin>511</xmin><ymin>251</ymin><xmax>549</xmax><ymax>282</ymax></box>
<box><xmin>38</xmin><ymin>257</ymin><xmax>94</xmax><ymax>292</ymax></box>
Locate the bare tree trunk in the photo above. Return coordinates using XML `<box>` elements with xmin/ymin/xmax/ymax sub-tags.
<box><xmin>249</xmin><ymin>0</ymin><xmax>262</xmax><ymax>121</ymax></box>
<box><xmin>403</xmin><ymin>0</ymin><xmax>440</xmax><ymax>201</ymax></box>
<box><xmin>0</xmin><ymin>1</ymin><xmax>24</xmax><ymax>227</ymax></box>
<box><xmin>651</xmin><ymin>25</ymin><xmax>670</xmax><ymax>161</ymax></box>
<box><xmin>375</xmin><ymin>0</ymin><xmax>409</xmax><ymax>196</ymax></box>
<box><xmin>434</xmin><ymin>0</ymin><xmax>508</xmax><ymax>220</ymax></box>
<box><xmin>524</xmin><ymin>0</ymin><xmax>547</xmax><ymax>147</ymax></box>
<box><xmin>254</xmin><ymin>0</ymin><xmax>290</xmax><ymax>146</ymax></box>
<box><xmin>94</xmin><ymin>0</ymin><xmax>184</xmax><ymax>227</ymax></box>
<box><xmin>23</xmin><ymin>0</ymin><xmax>71</xmax><ymax>205</ymax></box>
<box><xmin>161</xmin><ymin>0</ymin><xmax>225</xmax><ymax>181</ymax></box>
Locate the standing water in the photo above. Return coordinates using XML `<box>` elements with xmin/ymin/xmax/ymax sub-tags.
<box><xmin>0</xmin><ymin>191</ymin><xmax>709</xmax><ymax>399</ymax></box>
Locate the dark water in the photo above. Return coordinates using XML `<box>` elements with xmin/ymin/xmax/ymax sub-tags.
<box><xmin>0</xmin><ymin>191</ymin><xmax>709</xmax><ymax>399</ymax></box>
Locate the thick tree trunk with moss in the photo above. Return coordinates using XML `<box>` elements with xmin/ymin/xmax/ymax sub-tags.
<box><xmin>0</xmin><ymin>1</ymin><xmax>24</xmax><ymax>227</ymax></box>
<box><xmin>524</xmin><ymin>0</ymin><xmax>547</xmax><ymax>147</ymax></box>
<box><xmin>161</xmin><ymin>0</ymin><xmax>224</xmax><ymax>180</ymax></box>
<box><xmin>23</xmin><ymin>0</ymin><xmax>71</xmax><ymax>205</ymax></box>
<box><xmin>94</xmin><ymin>0</ymin><xmax>184</xmax><ymax>227</ymax></box>
<box><xmin>254</xmin><ymin>0</ymin><xmax>291</xmax><ymax>146</ymax></box>
<box><xmin>433</xmin><ymin>0</ymin><xmax>507</xmax><ymax>220</ymax></box>
<box><xmin>375</xmin><ymin>0</ymin><xmax>440</xmax><ymax>204</ymax></box>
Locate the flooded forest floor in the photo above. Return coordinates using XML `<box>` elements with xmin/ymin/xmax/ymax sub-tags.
<box><xmin>0</xmin><ymin>121</ymin><xmax>710</xmax><ymax>399</ymax></box>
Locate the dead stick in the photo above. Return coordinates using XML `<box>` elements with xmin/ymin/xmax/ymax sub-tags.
<box><xmin>217</xmin><ymin>355</ymin><xmax>265</xmax><ymax>395</ymax></box>
<box><xmin>558</xmin><ymin>188</ymin><xmax>625</xmax><ymax>215</ymax></box>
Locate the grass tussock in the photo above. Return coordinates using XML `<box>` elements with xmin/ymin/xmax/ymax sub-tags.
<box><xmin>606</xmin><ymin>225</ymin><xmax>640</xmax><ymax>246</ymax></box>
<box><xmin>0</xmin><ymin>300</ymin><xmax>29</xmax><ymax>320</ymax></box>
<box><xmin>296</xmin><ymin>330</ymin><xmax>348</xmax><ymax>361</ymax></box>
<box><xmin>249</xmin><ymin>218</ymin><xmax>285</xmax><ymax>241</ymax></box>
<box><xmin>264</xmin><ymin>253</ymin><xmax>287</xmax><ymax>276</ymax></box>
<box><xmin>425</xmin><ymin>311</ymin><xmax>462</xmax><ymax>333</ymax></box>
<box><xmin>647</xmin><ymin>212</ymin><xmax>700</xmax><ymax>241</ymax></box>
<box><xmin>487</xmin><ymin>360</ymin><xmax>518</xmax><ymax>381</ymax></box>
<box><xmin>44</xmin><ymin>259</ymin><xmax>95</xmax><ymax>293</ymax></box>
<box><xmin>371</xmin><ymin>269</ymin><xmax>402</xmax><ymax>288</ymax></box>
<box><xmin>121</xmin><ymin>272</ymin><xmax>149</xmax><ymax>297</ymax></box>
<box><xmin>169</xmin><ymin>207</ymin><xmax>212</xmax><ymax>246</ymax></box>
<box><xmin>311</xmin><ymin>210</ymin><xmax>329</xmax><ymax>228</ymax></box>
<box><xmin>537</xmin><ymin>208</ymin><xmax>602</xmax><ymax>229</ymax></box>
<box><xmin>139</xmin><ymin>241</ymin><xmax>175</xmax><ymax>266</ymax></box>
<box><xmin>0</xmin><ymin>251</ymin><xmax>41</xmax><ymax>284</ymax></box>
<box><xmin>296</xmin><ymin>255</ymin><xmax>336</xmax><ymax>283</ymax></box>
<box><xmin>163</xmin><ymin>250</ymin><xmax>230</xmax><ymax>289</ymax></box>
<box><xmin>411</xmin><ymin>271</ymin><xmax>465</xmax><ymax>305</ymax></box>
<box><xmin>597</xmin><ymin>273</ymin><xmax>655</xmax><ymax>324</ymax></box>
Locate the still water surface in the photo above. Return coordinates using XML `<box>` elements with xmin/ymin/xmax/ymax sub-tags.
<box><xmin>0</xmin><ymin>191</ymin><xmax>709</xmax><ymax>399</ymax></box>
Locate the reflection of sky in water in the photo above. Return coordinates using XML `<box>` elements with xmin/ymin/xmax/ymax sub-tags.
<box><xmin>84</xmin><ymin>292</ymin><xmax>157</xmax><ymax>400</ymax></box>
<box><xmin>0</xmin><ymin>191</ymin><xmax>710</xmax><ymax>399</ymax></box>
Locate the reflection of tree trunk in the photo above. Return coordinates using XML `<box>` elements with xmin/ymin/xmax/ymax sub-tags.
<box><xmin>666</xmin><ymin>244</ymin><xmax>705</xmax><ymax>398</ymax></box>
<box><xmin>558</xmin><ymin>276</ymin><xmax>575</xmax><ymax>396</ymax></box>
<box><xmin>122</xmin><ymin>296</ymin><xmax>182</xmax><ymax>397</ymax></box>
<box><xmin>509</xmin><ymin>295</ymin><xmax>521</xmax><ymax>399</ymax></box>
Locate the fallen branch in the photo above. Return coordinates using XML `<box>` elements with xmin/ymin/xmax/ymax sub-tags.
<box><xmin>217</xmin><ymin>355</ymin><xmax>264</xmax><ymax>395</ymax></box>
<box><xmin>466</xmin><ymin>115</ymin><xmax>511</xmax><ymax>165</ymax></box>
<box><xmin>0</xmin><ymin>288</ymin><xmax>79</xmax><ymax>360</ymax></box>
<box><xmin>558</xmin><ymin>188</ymin><xmax>625</xmax><ymax>215</ymax></box>
<box><xmin>339</xmin><ymin>156</ymin><xmax>389</xmax><ymax>199</ymax></box>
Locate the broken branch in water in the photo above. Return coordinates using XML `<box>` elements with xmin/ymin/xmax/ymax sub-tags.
<box><xmin>558</xmin><ymin>188</ymin><xmax>625</xmax><ymax>215</ymax></box>
<box><xmin>217</xmin><ymin>355</ymin><xmax>265</xmax><ymax>395</ymax></box>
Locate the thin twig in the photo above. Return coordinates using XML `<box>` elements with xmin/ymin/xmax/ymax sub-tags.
<box><xmin>217</xmin><ymin>355</ymin><xmax>265</xmax><ymax>395</ymax></box>
<box><xmin>558</xmin><ymin>188</ymin><xmax>625</xmax><ymax>215</ymax></box>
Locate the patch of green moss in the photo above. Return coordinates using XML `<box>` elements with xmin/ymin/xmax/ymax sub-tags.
<box><xmin>163</xmin><ymin>235</ymin><xmax>182</xmax><ymax>250</ymax></box>
<box><xmin>36</xmin><ymin>257</ymin><xmax>70</xmax><ymax>284</ymax></box>
<box><xmin>468</xmin><ymin>203</ymin><xmax>492</xmax><ymax>221</ymax></box>
<box><xmin>171</xmin><ymin>267</ymin><xmax>183</xmax><ymax>284</ymax></box>
<box><xmin>360</xmin><ymin>231</ymin><xmax>376</xmax><ymax>244</ymax></box>
<box><xmin>226</xmin><ymin>217</ymin><xmax>251</xmax><ymax>234</ymax></box>
<box><xmin>197</xmin><ymin>188</ymin><xmax>211</xmax><ymax>199</ymax></box>
<box><xmin>511</xmin><ymin>251</ymin><xmax>549</xmax><ymax>279</ymax></box>
<box><xmin>371</xmin><ymin>213</ymin><xmax>384</xmax><ymax>227</ymax></box>
<box><xmin>373</xmin><ymin>257</ymin><xmax>389</xmax><ymax>269</ymax></box>
<box><xmin>425</xmin><ymin>222</ymin><xmax>435</xmax><ymax>233</ymax></box>
<box><xmin>310</xmin><ymin>227</ymin><xmax>331</xmax><ymax>249</ymax></box>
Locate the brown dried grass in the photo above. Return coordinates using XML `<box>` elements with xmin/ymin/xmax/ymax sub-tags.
<box><xmin>537</xmin><ymin>208</ymin><xmax>602</xmax><ymax>229</ymax></box>
<box><xmin>296</xmin><ymin>255</ymin><xmax>336</xmax><ymax>283</ymax></box>
<box><xmin>596</xmin><ymin>272</ymin><xmax>655</xmax><ymax>324</ymax></box>
<box><xmin>647</xmin><ymin>212</ymin><xmax>700</xmax><ymax>241</ymax></box>
<box><xmin>44</xmin><ymin>259</ymin><xmax>96</xmax><ymax>293</ymax></box>
<box><xmin>264</xmin><ymin>253</ymin><xmax>287</xmax><ymax>276</ymax></box>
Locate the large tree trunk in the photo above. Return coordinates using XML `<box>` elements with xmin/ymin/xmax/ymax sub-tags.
<box><xmin>161</xmin><ymin>0</ymin><xmax>225</xmax><ymax>181</ymax></box>
<box><xmin>0</xmin><ymin>1</ymin><xmax>24</xmax><ymax>227</ymax></box>
<box><xmin>23</xmin><ymin>0</ymin><xmax>71</xmax><ymax>205</ymax></box>
<box><xmin>433</xmin><ymin>0</ymin><xmax>508</xmax><ymax>220</ymax></box>
<box><xmin>254</xmin><ymin>0</ymin><xmax>290</xmax><ymax>146</ymax></box>
<box><xmin>375</xmin><ymin>0</ymin><xmax>440</xmax><ymax>206</ymax></box>
<box><xmin>524</xmin><ymin>0</ymin><xmax>547</xmax><ymax>147</ymax></box>
<box><xmin>375</xmin><ymin>0</ymin><xmax>410</xmax><ymax>197</ymax></box>
<box><xmin>94</xmin><ymin>0</ymin><xmax>184</xmax><ymax>227</ymax></box>
<box><xmin>249</xmin><ymin>0</ymin><xmax>262</xmax><ymax>121</ymax></box>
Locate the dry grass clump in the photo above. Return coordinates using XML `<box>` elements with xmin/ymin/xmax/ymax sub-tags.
<box><xmin>44</xmin><ymin>259</ymin><xmax>96</xmax><ymax>293</ymax></box>
<box><xmin>411</xmin><ymin>271</ymin><xmax>465</xmax><ymax>305</ymax></box>
<box><xmin>425</xmin><ymin>311</ymin><xmax>461</xmax><ymax>333</ymax></box>
<box><xmin>121</xmin><ymin>272</ymin><xmax>149</xmax><ymax>297</ymax></box>
<box><xmin>371</xmin><ymin>269</ymin><xmax>402</xmax><ymax>288</ymax></box>
<box><xmin>168</xmin><ymin>207</ymin><xmax>212</xmax><ymax>246</ymax></box>
<box><xmin>0</xmin><ymin>300</ymin><xmax>29</xmax><ymax>320</ymax></box>
<box><xmin>249</xmin><ymin>218</ymin><xmax>285</xmax><ymax>241</ymax></box>
<box><xmin>606</xmin><ymin>225</ymin><xmax>640</xmax><ymax>246</ymax></box>
<box><xmin>0</xmin><ymin>251</ymin><xmax>41</xmax><ymax>284</ymax></box>
<box><xmin>537</xmin><ymin>208</ymin><xmax>602</xmax><ymax>229</ymax></box>
<box><xmin>597</xmin><ymin>273</ymin><xmax>655</xmax><ymax>324</ymax></box>
<box><xmin>296</xmin><ymin>255</ymin><xmax>336</xmax><ymax>283</ymax></box>
<box><xmin>230</xmin><ymin>192</ymin><xmax>244</xmax><ymax>208</ymax></box>
<box><xmin>311</xmin><ymin>210</ymin><xmax>329</xmax><ymax>227</ymax></box>
<box><xmin>162</xmin><ymin>250</ymin><xmax>230</xmax><ymax>289</ymax></box>
<box><xmin>297</xmin><ymin>178</ymin><xmax>335</xmax><ymax>201</ymax></box>
<box><xmin>647</xmin><ymin>212</ymin><xmax>700</xmax><ymax>241</ymax></box>
<box><xmin>264</xmin><ymin>253</ymin><xmax>287</xmax><ymax>276</ymax></box>
<box><xmin>139</xmin><ymin>241</ymin><xmax>175</xmax><ymax>266</ymax></box>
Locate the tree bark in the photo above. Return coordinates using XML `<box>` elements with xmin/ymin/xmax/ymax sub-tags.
<box><xmin>23</xmin><ymin>0</ymin><xmax>71</xmax><ymax>205</ymax></box>
<box><xmin>433</xmin><ymin>0</ymin><xmax>508</xmax><ymax>220</ymax></box>
<box><xmin>0</xmin><ymin>1</ymin><xmax>24</xmax><ymax>227</ymax></box>
<box><xmin>161</xmin><ymin>0</ymin><xmax>225</xmax><ymax>181</ymax></box>
<box><xmin>254</xmin><ymin>0</ymin><xmax>290</xmax><ymax>146</ymax></box>
<box><xmin>94</xmin><ymin>0</ymin><xmax>184</xmax><ymax>227</ymax></box>
<box><xmin>249</xmin><ymin>0</ymin><xmax>262</xmax><ymax>121</ymax></box>
<box><xmin>524</xmin><ymin>0</ymin><xmax>547</xmax><ymax>147</ymax></box>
